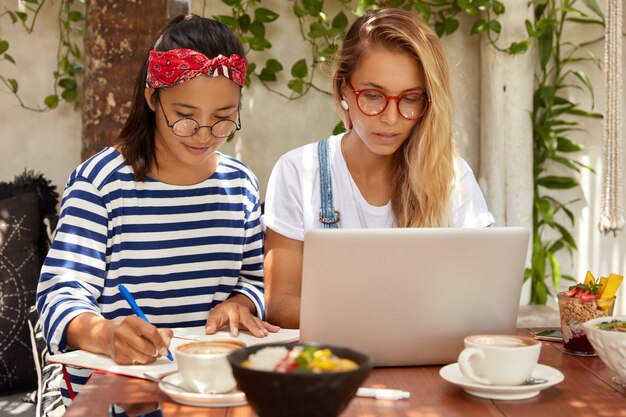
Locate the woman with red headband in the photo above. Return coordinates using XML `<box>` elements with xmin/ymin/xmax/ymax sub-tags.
<box><xmin>263</xmin><ymin>9</ymin><xmax>495</xmax><ymax>328</ymax></box>
<box><xmin>36</xmin><ymin>13</ymin><xmax>278</xmax><ymax>408</ymax></box>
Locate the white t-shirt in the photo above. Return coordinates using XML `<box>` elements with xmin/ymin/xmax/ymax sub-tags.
<box><xmin>264</xmin><ymin>133</ymin><xmax>495</xmax><ymax>241</ymax></box>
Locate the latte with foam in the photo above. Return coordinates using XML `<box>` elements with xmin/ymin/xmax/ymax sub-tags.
<box><xmin>178</xmin><ymin>340</ymin><xmax>244</xmax><ymax>355</ymax></box>
<box><xmin>467</xmin><ymin>335</ymin><xmax>537</xmax><ymax>348</ymax></box>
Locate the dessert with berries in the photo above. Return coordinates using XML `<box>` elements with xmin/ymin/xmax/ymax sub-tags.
<box><xmin>557</xmin><ymin>272</ymin><xmax>621</xmax><ymax>355</ymax></box>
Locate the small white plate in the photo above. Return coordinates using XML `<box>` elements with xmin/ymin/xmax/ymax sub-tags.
<box><xmin>439</xmin><ymin>363</ymin><xmax>564</xmax><ymax>400</ymax></box>
<box><xmin>158</xmin><ymin>372</ymin><xmax>247</xmax><ymax>408</ymax></box>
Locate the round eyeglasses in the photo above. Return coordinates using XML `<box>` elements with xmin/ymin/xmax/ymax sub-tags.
<box><xmin>347</xmin><ymin>80</ymin><xmax>430</xmax><ymax>120</ymax></box>
<box><xmin>157</xmin><ymin>100</ymin><xmax>241</xmax><ymax>138</ymax></box>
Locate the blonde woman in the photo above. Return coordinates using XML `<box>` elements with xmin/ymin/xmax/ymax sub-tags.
<box><xmin>263</xmin><ymin>8</ymin><xmax>494</xmax><ymax>328</ymax></box>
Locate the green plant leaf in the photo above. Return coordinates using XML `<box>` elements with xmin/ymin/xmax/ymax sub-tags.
<box><xmin>4</xmin><ymin>53</ymin><xmax>15</xmax><ymax>64</ymax></box>
<box><xmin>319</xmin><ymin>12</ymin><xmax>329</xmax><ymax>25</ymax></box>
<box><xmin>531</xmin><ymin>276</ymin><xmax>548</xmax><ymax>305</ymax></box>
<box><xmin>508</xmin><ymin>41</ymin><xmax>529</xmax><ymax>54</ymax></box>
<box><xmin>0</xmin><ymin>41</ymin><xmax>8</xmax><ymax>55</ymax></box>
<box><xmin>557</xmin><ymin>137</ymin><xmax>584</xmax><ymax>152</ymax></box>
<box><xmin>248</xmin><ymin>37</ymin><xmax>271</xmax><ymax>51</ymax></box>
<box><xmin>8</xmin><ymin>78</ymin><xmax>18</xmax><ymax>93</ymax></box>
<box><xmin>254</xmin><ymin>8</ymin><xmax>279</xmax><ymax>23</ymax></box>
<box><xmin>293</xmin><ymin>4</ymin><xmax>306</xmax><ymax>18</ymax></box>
<box><xmin>525</xmin><ymin>19</ymin><xmax>538</xmax><ymax>37</ymax></box>
<box><xmin>331</xmin><ymin>12</ymin><xmax>348</xmax><ymax>30</ymax></box>
<box><xmin>457</xmin><ymin>0</ymin><xmax>477</xmax><ymax>15</ymax></box>
<box><xmin>250</xmin><ymin>21</ymin><xmax>265</xmax><ymax>38</ymax></box>
<box><xmin>581</xmin><ymin>0</ymin><xmax>604</xmax><ymax>21</ymax></box>
<box><xmin>444</xmin><ymin>18</ymin><xmax>459</xmax><ymax>35</ymax></box>
<box><xmin>535</xmin><ymin>197</ymin><xmax>554</xmax><ymax>223</ymax></box>
<box><xmin>470</xmin><ymin>19</ymin><xmax>488</xmax><ymax>35</ymax></box>
<box><xmin>569</xmin><ymin>109</ymin><xmax>602</xmax><ymax>119</ymax></box>
<box><xmin>259</xmin><ymin>59</ymin><xmax>283</xmax><ymax>80</ymax></box>
<box><xmin>16</xmin><ymin>11</ymin><xmax>28</xmax><ymax>22</ymax></box>
<box><xmin>291</xmin><ymin>59</ymin><xmax>308</xmax><ymax>78</ymax></box>
<box><xmin>537</xmin><ymin>126</ymin><xmax>557</xmax><ymax>153</ymax></box>
<box><xmin>538</xmin><ymin>176</ymin><xmax>579</xmax><ymax>189</ymax></box>
<box><xmin>487</xmin><ymin>20</ymin><xmax>501</xmax><ymax>34</ymax></box>
<box><xmin>287</xmin><ymin>78</ymin><xmax>304</xmax><ymax>94</ymax></box>
<box><xmin>238</xmin><ymin>14</ymin><xmax>252</xmax><ymax>31</ymax></box>
<box><xmin>58</xmin><ymin>78</ymin><xmax>76</xmax><ymax>89</ymax></box>
<box><xmin>61</xmin><ymin>88</ymin><xmax>76</xmax><ymax>102</ymax></box>
<box><xmin>302</xmin><ymin>0</ymin><xmax>323</xmax><ymax>16</ymax></box>
<box><xmin>44</xmin><ymin>94</ymin><xmax>59</xmax><ymax>109</ymax></box>
<box><xmin>561</xmin><ymin>274</ymin><xmax>577</xmax><ymax>283</ymax></box>
<box><xmin>413</xmin><ymin>4</ymin><xmax>431</xmax><ymax>21</ymax></box>
<box><xmin>524</xmin><ymin>267</ymin><xmax>532</xmax><ymax>283</ymax></box>
<box><xmin>567</xmin><ymin>17</ymin><xmax>604</xmax><ymax>26</ymax></box>
<box><xmin>7</xmin><ymin>11</ymin><xmax>17</xmax><ymax>24</ymax></box>
<box><xmin>308</xmin><ymin>22</ymin><xmax>327</xmax><ymax>39</ymax></box>
<box><xmin>265</xmin><ymin>59</ymin><xmax>283</xmax><ymax>73</ymax></box>
<box><xmin>554</xmin><ymin>223</ymin><xmax>578</xmax><ymax>250</ymax></box>
<box><xmin>332</xmin><ymin>120</ymin><xmax>346</xmax><ymax>135</ymax></box>
<box><xmin>550</xmin><ymin>155</ymin><xmax>580</xmax><ymax>172</ymax></box>
<box><xmin>570</xmin><ymin>70</ymin><xmax>595</xmax><ymax>103</ymax></box>
<box><xmin>68</xmin><ymin>11</ymin><xmax>84</xmax><ymax>22</ymax></box>
<box><xmin>214</xmin><ymin>15</ymin><xmax>237</xmax><ymax>30</ymax></box>
<box><xmin>561</xmin><ymin>206</ymin><xmax>575</xmax><ymax>225</ymax></box>
<box><xmin>222</xmin><ymin>0</ymin><xmax>241</xmax><ymax>7</ymax></box>
<box><xmin>434</xmin><ymin>21</ymin><xmax>445</xmax><ymax>38</ymax></box>
<box><xmin>572</xmin><ymin>160</ymin><xmax>595</xmax><ymax>173</ymax></box>
<box><xmin>537</xmin><ymin>27</ymin><xmax>553</xmax><ymax>71</ymax></box>
<box><xmin>492</xmin><ymin>1</ymin><xmax>505</xmax><ymax>15</ymax></box>
<box><xmin>547</xmin><ymin>251</ymin><xmax>561</xmax><ymax>289</ymax></box>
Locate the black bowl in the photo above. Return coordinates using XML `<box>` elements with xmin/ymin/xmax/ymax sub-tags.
<box><xmin>227</xmin><ymin>342</ymin><xmax>373</xmax><ymax>417</ymax></box>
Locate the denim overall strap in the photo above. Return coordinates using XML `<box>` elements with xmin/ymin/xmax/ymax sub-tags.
<box><xmin>318</xmin><ymin>139</ymin><xmax>340</xmax><ymax>228</ymax></box>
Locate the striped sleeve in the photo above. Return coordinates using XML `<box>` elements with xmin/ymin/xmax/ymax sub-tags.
<box><xmin>223</xmin><ymin>157</ymin><xmax>266</xmax><ymax>319</ymax></box>
<box><xmin>36</xmin><ymin>176</ymin><xmax>108</xmax><ymax>354</ymax></box>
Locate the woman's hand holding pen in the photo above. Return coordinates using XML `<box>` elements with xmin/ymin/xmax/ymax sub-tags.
<box><xmin>66</xmin><ymin>313</ymin><xmax>173</xmax><ymax>365</ymax></box>
<box><xmin>205</xmin><ymin>294</ymin><xmax>280</xmax><ymax>337</ymax></box>
<box><xmin>104</xmin><ymin>316</ymin><xmax>173</xmax><ymax>365</ymax></box>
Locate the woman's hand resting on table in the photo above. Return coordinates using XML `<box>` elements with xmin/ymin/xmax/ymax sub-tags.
<box><xmin>205</xmin><ymin>294</ymin><xmax>280</xmax><ymax>337</ymax></box>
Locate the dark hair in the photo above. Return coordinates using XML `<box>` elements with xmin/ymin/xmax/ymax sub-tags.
<box><xmin>118</xmin><ymin>14</ymin><xmax>245</xmax><ymax>180</ymax></box>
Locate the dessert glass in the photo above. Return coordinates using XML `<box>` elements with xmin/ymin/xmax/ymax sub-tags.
<box><xmin>557</xmin><ymin>292</ymin><xmax>616</xmax><ymax>355</ymax></box>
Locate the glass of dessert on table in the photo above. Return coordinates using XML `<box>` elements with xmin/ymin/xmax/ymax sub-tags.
<box><xmin>557</xmin><ymin>271</ymin><xmax>622</xmax><ymax>356</ymax></box>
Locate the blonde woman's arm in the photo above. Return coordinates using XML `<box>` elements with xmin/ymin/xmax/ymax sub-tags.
<box><xmin>264</xmin><ymin>228</ymin><xmax>304</xmax><ymax>329</ymax></box>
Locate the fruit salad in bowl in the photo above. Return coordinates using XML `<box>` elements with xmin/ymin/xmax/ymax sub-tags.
<box><xmin>227</xmin><ymin>342</ymin><xmax>372</xmax><ymax>417</ymax></box>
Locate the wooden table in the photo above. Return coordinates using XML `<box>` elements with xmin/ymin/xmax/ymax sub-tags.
<box><xmin>64</xmin><ymin>330</ymin><xmax>626</xmax><ymax>417</ymax></box>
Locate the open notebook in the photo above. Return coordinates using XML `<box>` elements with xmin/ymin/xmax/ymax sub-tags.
<box><xmin>48</xmin><ymin>327</ymin><xmax>300</xmax><ymax>379</ymax></box>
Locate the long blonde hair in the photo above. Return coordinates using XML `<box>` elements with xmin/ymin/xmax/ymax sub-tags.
<box><xmin>333</xmin><ymin>8</ymin><xmax>456</xmax><ymax>227</ymax></box>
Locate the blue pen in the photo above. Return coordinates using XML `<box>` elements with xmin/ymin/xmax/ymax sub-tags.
<box><xmin>118</xmin><ymin>284</ymin><xmax>174</xmax><ymax>361</ymax></box>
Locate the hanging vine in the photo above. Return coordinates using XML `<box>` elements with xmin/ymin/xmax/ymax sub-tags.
<box><xmin>0</xmin><ymin>0</ymin><xmax>84</xmax><ymax>111</ymax></box>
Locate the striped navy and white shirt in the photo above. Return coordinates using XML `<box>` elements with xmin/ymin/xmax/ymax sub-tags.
<box><xmin>36</xmin><ymin>147</ymin><xmax>264</xmax><ymax>404</ymax></box>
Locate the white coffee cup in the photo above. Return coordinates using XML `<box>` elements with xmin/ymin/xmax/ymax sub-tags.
<box><xmin>175</xmin><ymin>339</ymin><xmax>246</xmax><ymax>394</ymax></box>
<box><xmin>457</xmin><ymin>334</ymin><xmax>541</xmax><ymax>386</ymax></box>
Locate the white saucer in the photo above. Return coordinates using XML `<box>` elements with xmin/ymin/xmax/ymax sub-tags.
<box><xmin>158</xmin><ymin>372</ymin><xmax>247</xmax><ymax>408</ymax></box>
<box><xmin>439</xmin><ymin>363</ymin><xmax>564</xmax><ymax>400</ymax></box>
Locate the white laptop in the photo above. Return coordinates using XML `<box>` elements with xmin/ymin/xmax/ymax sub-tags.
<box><xmin>299</xmin><ymin>227</ymin><xmax>530</xmax><ymax>366</ymax></box>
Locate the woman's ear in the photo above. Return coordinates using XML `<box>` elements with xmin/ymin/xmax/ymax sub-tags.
<box><xmin>144</xmin><ymin>87</ymin><xmax>157</xmax><ymax>111</ymax></box>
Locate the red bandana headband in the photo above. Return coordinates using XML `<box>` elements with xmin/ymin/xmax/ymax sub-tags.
<box><xmin>146</xmin><ymin>48</ymin><xmax>247</xmax><ymax>88</ymax></box>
